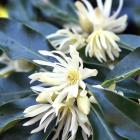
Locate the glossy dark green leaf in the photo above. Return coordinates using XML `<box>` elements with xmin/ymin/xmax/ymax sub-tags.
<box><xmin>0</xmin><ymin>19</ymin><xmax>55</xmax><ymax>61</ymax></box>
<box><xmin>33</xmin><ymin>0</ymin><xmax>78</xmax><ymax>27</ymax></box>
<box><xmin>0</xmin><ymin>120</ymin><xmax>51</xmax><ymax>140</ymax></box>
<box><xmin>119</xmin><ymin>34</ymin><xmax>140</xmax><ymax>51</ymax></box>
<box><xmin>103</xmin><ymin>48</ymin><xmax>140</xmax><ymax>86</ymax></box>
<box><xmin>88</xmin><ymin>86</ymin><xmax>140</xmax><ymax>140</ymax></box>
<box><xmin>1</xmin><ymin>122</ymin><xmax>53</xmax><ymax>140</ymax></box>
<box><xmin>116</xmin><ymin>79</ymin><xmax>140</xmax><ymax>99</ymax></box>
<box><xmin>24</xmin><ymin>21</ymin><xmax>58</xmax><ymax>37</ymax></box>
<box><xmin>89</xmin><ymin>104</ymin><xmax>124</xmax><ymax>140</ymax></box>
<box><xmin>0</xmin><ymin>97</ymin><xmax>36</xmax><ymax>134</ymax></box>
<box><xmin>75</xmin><ymin>129</ymin><xmax>84</xmax><ymax>140</ymax></box>
<box><xmin>0</xmin><ymin>73</ymin><xmax>34</xmax><ymax>107</ymax></box>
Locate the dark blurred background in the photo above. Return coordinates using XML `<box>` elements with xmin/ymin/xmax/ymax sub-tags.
<box><xmin>1</xmin><ymin>0</ymin><xmax>140</xmax><ymax>35</ymax></box>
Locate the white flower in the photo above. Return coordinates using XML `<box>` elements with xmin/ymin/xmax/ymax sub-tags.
<box><xmin>47</xmin><ymin>29</ymin><xmax>86</xmax><ymax>53</ymax></box>
<box><xmin>29</xmin><ymin>47</ymin><xmax>98</xmax><ymax>108</ymax></box>
<box><xmin>76</xmin><ymin>0</ymin><xmax>127</xmax><ymax>62</ymax></box>
<box><xmin>76</xmin><ymin>0</ymin><xmax>127</xmax><ymax>32</ymax></box>
<box><xmin>23</xmin><ymin>96</ymin><xmax>92</xmax><ymax>140</ymax></box>
<box><xmin>47</xmin><ymin>0</ymin><xmax>127</xmax><ymax>63</ymax></box>
<box><xmin>0</xmin><ymin>53</ymin><xmax>33</xmax><ymax>76</ymax></box>
<box><xmin>86</xmin><ymin>29</ymin><xmax>121</xmax><ymax>62</ymax></box>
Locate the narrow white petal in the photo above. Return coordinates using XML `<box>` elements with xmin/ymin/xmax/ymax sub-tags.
<box><xmin>99</xmin><ymin>33</ymin><xmax>108</xmax><ymax>49</ymax></box>
<box><xmin>52</xmin><ymin>118</ymin><xmax>65</xmax><ymax>140</ymax></box>
<box><xmin>40</xmin><ymin>108</ymin><xmax>54</xmax><ymax>125</ymax></box>
<box><xmin>111</xmin><ymin>0</ymin><xmax>123</xmax><ymax>19</ymax></box>
<box><xmin>82</xmin><ymin>130</ymin><xmax>88</xmax><ymax>140</ymax></box>
<box><xmin>31</xmin><ymin>120</ymin><xmax>47</xmax><ymax>133</ymax></box>
<box><xmin>82</xmin><ymin>0</ymin><xmax>95</xmax><ymax>18</ymax></box>
<box><xmin>79</xmin><ymin>122</ymin><xmax>91</xmax><ymax>137</ymax></box>
<box><xmin>31</xmin><ymin>86</ymin><xmax>46</xmax><ymax>92</ymax></box>
<box><xmin>62</xmin><ymin>115</ymin><xmax>71</xmax><ymax>139</ymax></box>
<box><xmin>33</xmin><ymin>60</ymin><xmax>55</xmax><ymax>67</ymax></box>
<box><xmin>52</xmin><ymin>87</ymin><xmax>70</xmax><ymax>108</ymax></box>
<box><xmin>38</xmin><ymin>50</ymin><xmax>68</xmax><ymax>66</ymax></box>
<box><xmin>69</xmin><ymin>84</ymin><xmax>79</xmax><ymax>98</ymax></box>
<box><xmin>24</xmin><ymin>104</ymin><xmax>45</xmax><ymax>114</ymax></box>
<box><xmin>70</xmin><ymin>109</ymin><xmax>78</xmax><ymax>137</ymax></box>
<box><xmin>25</xmin><ymin>105</ymin><xmax>51</xmax><ymax>118</ymax></box>
<box><xmin>104</xmin><ymin>0</ymin><xmax>112</xmax><ymax>16</ymax></box>
<box><xmin>23</xmin><ymin>114</ymin><xmax>43</xmax><ymax>126</ymax></box>
<box><xmin>42</xmin><ymin>83</ymin><xmax>68</xmax><ymax>93</ymax></box>
<box><xmin>58</xmin><ymin>108</ymin><xmax>68</xmax><ymax>122</ymax></box>
<box><xmin>44</xmin><ymin>114</ymin><xmax>56</xmax><ymax>132</ymax></box>
<box><xmin>96</xmin><ymin>0</ymin><xmax>104</xmax><ymax>11</ymax></box>
<box><xmin>51</xmin><ymin>51</ymin><xmax>70</xmax><ymax>63</ymax></box>
<box><xmin>82</xmin><ymin>68</ymin><xmax>98</xmax><ymax>79</ymax></box>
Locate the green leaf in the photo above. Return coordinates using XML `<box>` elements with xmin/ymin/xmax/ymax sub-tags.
<box><xmin>119</xmin><ymin>34</ymin><xmax>140</xmax><ymax>51</ymax></box>
<box><xmin>0</xmin><ymin>107</ymin><xmax>56</xmax><ymax>139</ymax></box>
<box><xmin>24</xmin><ymin>21</ymin><xmax>58</xmax><ymax>37</ymax></box>
<box><xmin>0</xmin><ymin>73</ymin><xmax>34</xmax><ymax>107</ymax></box>
<box><xmin>0</xmin><ymin>97</ymin><xmax>36</xmax><ymax>134</ymax></box>
<box><xmin>89</xmin><ymin>104</ymin><xmax>124</xmax><ymax>140</ymax></box>
<box><xmin>103</xmin><ymin>47</ymin><xmax>140</xmax><ymax>86</ymax></box>
<box><xmin>33</xmin><ymin>0</ymin><xmax>78</xmax><ymax>26</ymax></box>
<box><xmin>0</xmin><ymin>19</ymin><xmax>55</xmax><ymax>61</ymax></box>
<box><xmin>116</xmin><ymin>79</ymin><xmax>140</xmax><ymax>99</ymax></box>
<box><xmin>88</xmin><ymin>86</ymin><xmax>140</xmax><ymax>140</ymax></box>
<box><xmin>8</xmin><ymin>0</ymin><xmax>36</xmax><ymax>21</ymax></box>
<box><xmin>75</xmin><ymin>129</ymin><xmax>84</xmax><ymax>140</ymax></box>
<box><xmin>1</xmin><ymin>122</ymin><xmax>50</xmax><ymax>140</ymax></box>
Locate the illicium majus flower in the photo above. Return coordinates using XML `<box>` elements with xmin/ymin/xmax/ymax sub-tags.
<box><xmin>29</xmin><ymin>47</ymin><xmax>98</xmax><ymax>105</ymax></box>
<box><xmin>47</xmin><ymin>0</ymin><xmax>127</xmax><ymax>62</ymax></box>
<box><xmin>23</xmin><ymin>48</ymin><xmax>97</xmax><ymax>139</ymax></box>
<box><xmin>23</xmin><ymin>92</ymin><xmax>92</xmax><ymax>140</ymax></box>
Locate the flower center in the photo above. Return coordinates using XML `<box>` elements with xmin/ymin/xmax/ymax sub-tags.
<box><xmin>67</xmin><ymin>69</ymin><xmax>80</xmax><ymax>85</ymax></box>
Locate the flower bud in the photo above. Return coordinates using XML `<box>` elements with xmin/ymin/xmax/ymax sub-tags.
<box><xmin>77</xmin><ymin>95</ymin><xmax>90</xmax><ymax>115</ymax></box>
<box><xmin>89</xmin><ymin>96</ymin><xmax>97</xmax><ymax>104</ymax></box>
<box><xmin>14</xmin><ymin>60</ymin><xmax>34</xmax><ymax>72</ymax></box>
<box><xmin>36</xmin><ymin>92</ymin><xmax>48</xmax><ymax>103</ymax></box>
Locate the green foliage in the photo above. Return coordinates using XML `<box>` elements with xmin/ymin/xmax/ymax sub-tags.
<box><xmin>0</xmin><ymin>0</ymin><xmax>140</xmax><ymax>140</ymax></box>
<box><xmin>88</xmin><ymin>86</ymin><xmax>140</xmax><ymax>140</ymax></box>
<box><xmin>103</xmin><ymin>48</ymin><xmax>140</xmax><ymax>86</ymax></box>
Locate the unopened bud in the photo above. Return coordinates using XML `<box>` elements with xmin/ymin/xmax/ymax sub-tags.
<box><xmin>77</xmin><ymin>95</ymin><xmax>90</xmax><ymax>115</ymax></box>
<box><xmin>36</xmin><ymin>92</ymin><xmax>48</xmax><ymax>103</ymax></box>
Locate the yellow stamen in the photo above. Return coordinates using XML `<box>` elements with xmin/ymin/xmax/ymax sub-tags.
<box><xmin>67</xmin><ymin>69</ymin><xmax>80</xmax><ymax>85</ymax></box>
